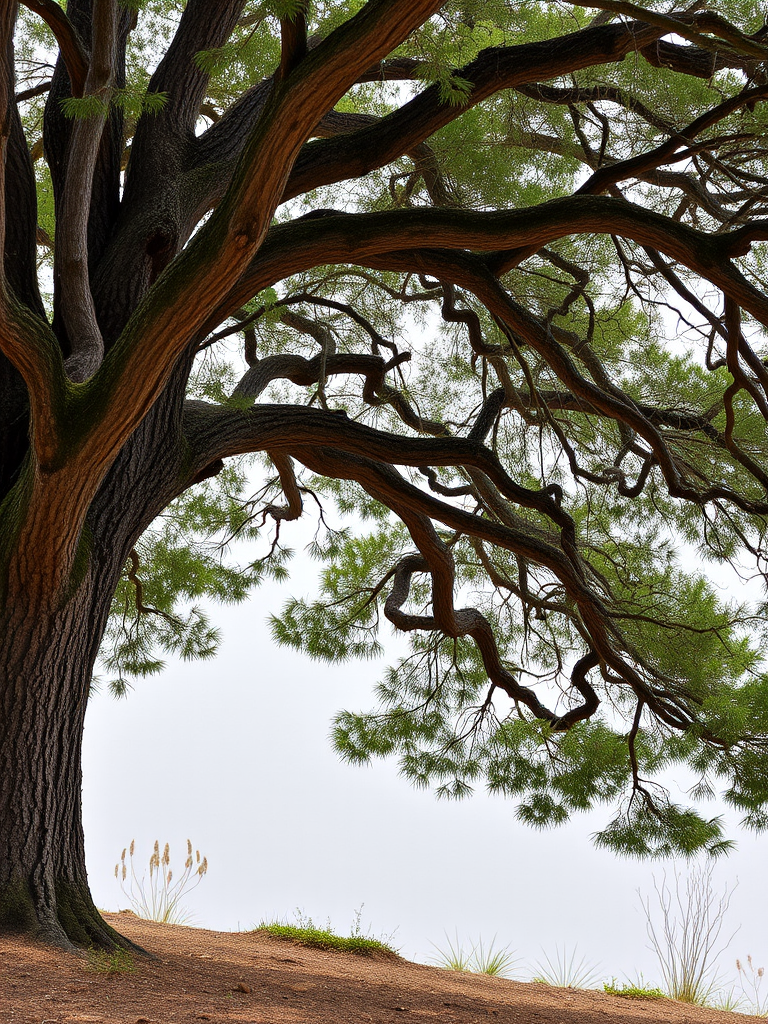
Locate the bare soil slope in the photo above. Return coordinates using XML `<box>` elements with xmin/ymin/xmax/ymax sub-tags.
<box><xmin>0</xmin><ymin>911</ymin><xmax>759</xmax><ymax>1023</ymax></box>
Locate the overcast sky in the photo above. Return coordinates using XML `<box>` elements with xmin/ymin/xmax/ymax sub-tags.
<box><xmin>81</xmin><ymin>520</ymin><xmax>768</xmax><ymax>996</ymax></box>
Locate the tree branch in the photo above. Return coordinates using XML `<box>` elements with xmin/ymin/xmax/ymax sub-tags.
<box><xmin>56</xmin><ymin>0</ymin><xmax>118</xmax><ymax>382</ymax></box>
<box><xmin>569</xmin><ymin>2</ymin><xmax>768</xmax><ymax>62</ymax></box>
<box><xmin>82</xmin><ymin>0</ymin><xmax>445</xmax><ymax>490</ymax></box>
<box><xmin>282</xmin><ymin>19</ymin><xmax>666</xmax><ymax>204</ymax></box>
<box><xmin>278</xmin><ymin>1</ymin><xmax>308</xmax><ymax>80</ymax></box>
<box><xmin>577</xmin><ymin>84</ymin><xmax>768</xmax><ymax>196</ymax></box>
<box><xmin>218</xmin><ymin>198</ymin><xmax>768</xmax><ymax>335</ymax></box>
<box><xmin>20</xmin><ymin>0</ymin><xmax>89</xmax><ymax>96</ymax></box>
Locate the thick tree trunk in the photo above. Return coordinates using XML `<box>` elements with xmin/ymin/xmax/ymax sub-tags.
<box><xmin>0</xmin><ymin>307</ymin><xmax>192</xmax><ymax>948</ymax></box>
<box><xmin>0</xmin><ymin>578</ymin><xmax>134</xmax><ymax>950</ymax></box>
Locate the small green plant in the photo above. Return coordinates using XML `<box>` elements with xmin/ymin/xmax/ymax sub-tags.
<box><xmin>258</xmin><ymin>907</ymin><xmax>398</xmax><ymax>957</ymax></box>
<box><xmin>115</xmin><ymin>838</ymin><xmax>208</xmax><ymax>925</ymax></box>
<box><xmin>603</xmin><ymin>978</ymin><xmax>666</xmax><ymax>1000</ymax></box>
<box><xmin>532</xmin><ymin>946</ymin><xmax>602</xmax><ymax>989</ymax></box>
<box><xmin>735</xmin><ymin>956</ymin><xmax>768</xmax><ymax>1016</ymax></box>
<box><xmin>471</xmin><ymin>936</ymin><xmax>521</xmax><ymax>978</ymax></box>
<box><xmin>86</xmin><ymin>947</ymin><xmax>135</xmax><ymax>974</ymax></box>
<box><xmin>428</xmin><ymin>932</ymin><xmax>519</xmax><ymax>978</ymax></box>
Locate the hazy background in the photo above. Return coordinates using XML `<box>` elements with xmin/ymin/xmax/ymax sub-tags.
<box><xmin>81</xmin><ymin>524</ymin><xmax>768</xmax><ymax>992</ymax></box>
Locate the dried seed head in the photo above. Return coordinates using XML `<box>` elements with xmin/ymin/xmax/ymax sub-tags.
<box><xmin>759</xmin><ymin>967</ymin><xmax>765</xmax><ymax>978</ymax></box>
<box><xmin>737</xmin><ymin>960</ymin><xmax>743</xmax><ymax>972</ymax></box>
<box><xmin>196</xmin><ymin>850</ymin><xmax>200</xmax><ymax>863</ymax></box>
<box><xmin>163</xmin><ymin>843</ymin><xmax>170</xmax><ymax>865</ymax></box>
<box><xmin>114</xmin><ymin>864</ymin><xmax>119</xmax><ymax>878</ymax></box>
<box><xmin>187</xmin><ymin>839</ymin><xmax>192</xmax><ymax>856</ymax></box>
<box><xmin>749</xmin><ymin>955</ymin><xmax>754</xmax><ymax>967</ymax></box>
<box><xmin>167</xmin><ymin>870</ymin><xmax>172</xmax><ymax>884</ymax></box>
<box><xmin>121</xmin><ymin>848</ymin><xmax>126</xmax><ymax>862</ymax></box>
<box><xmin>122</xmin><ymin>865</ymin><xmax>127</xmax><ymax>881</ymax></box>
<box><xmin>198</xmin><ymin>857</ymin><xmax>208</xmax><ymax>876</ymax></box>
<box><xmin>185</xmin><ymin>856</ymin><xmax>193</xmax><ymax>869</ymax></box>
<box><xmin>130</xmin><ymin>839</ymin><xmax>135</xmax><ymax>857</ymax></box>
<box><xmin>153</xmin><ymin>840</ymin><xmax>160</xmax><ymax>856</ymax></box>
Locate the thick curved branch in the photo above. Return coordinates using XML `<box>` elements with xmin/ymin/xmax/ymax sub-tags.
<box><xmin>0</xmin><ymin>302</ymin><xmax>66</xmax><ymax>466</ymax></box>
<box><xmin>220</xmin><ymin>198</ymin><xmax>768</xmax><ymax>334</ymax></box>
<box><xmin>214</xmin><ymin>206</ymin><xmax>768</xmax><ymax>510</ymax></box>
<box><xmin>281</xmin><ymin>20</ymin><xmax>665</xmax><ymax>204</ymax></box>
<box><xmin>184</xmin><ymin>402</ymin><xmax>572</xmax><ymax>531</ymax></box>
<box><xmin>569</xmin><ymin>2</ymin><xmax>768</xmax><ymax>63</ymax></box>
<box><xmin>20</xmin><ymin>0</ymin><xmax>89</xmax><ymax>97</ymax></box>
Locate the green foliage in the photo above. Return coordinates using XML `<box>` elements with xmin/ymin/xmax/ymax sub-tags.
<box><xmin>603</xmin><ymin>978</ymin><xmax>666</xmax><ymax>1000</ymax></box>
<box><xmin>59</xmin><ymin>95</ymin><xmax>111</xmax><ymax>121</ymax></box>
<box><xmin>258</xmin><ymin>906</ymin><xmax>398</xmax><ymax>956</ymax></box>
<box><xmin>60</xmin><ymin>89</ymin><xmax>168</xmax><ymax>120</ymax></box>
<box><xmin>96</xmin><ymin>461</ymin><xmax>276</xmax><ymax>694</ymax></box>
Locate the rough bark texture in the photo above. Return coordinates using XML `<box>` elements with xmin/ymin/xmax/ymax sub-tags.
<box><xmin>0</xmin><ymin>365</ymin><xmax>189</xmax><ymax>948</ymax></box>
<box><xmin>0</xmin><ymin>582</ymin><xmax>118</xmax><ymax>949</ymax></box>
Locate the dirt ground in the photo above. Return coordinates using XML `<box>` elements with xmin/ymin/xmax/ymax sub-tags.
<box><xmin>0</xmin><ymin>911</ymin><xmax>761</xmax><ymax>1024</ymax></box>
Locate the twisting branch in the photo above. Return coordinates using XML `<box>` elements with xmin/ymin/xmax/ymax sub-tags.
<box><xmin>20</xmin><ymin>0</ymin><xmax>89</xmax><ymax>96</ymax></box>
<box><xmin>262</xmin><ymin>453</ymin><xmax>303</xmax><ymax>522</ymax></box>
<box><xmin>380</xmin><ymin>541</ymin><xmax>600</xmax><ymax>732</ymax></box>
<box><xmin>126</xmin><ymin>549</ymin><xmax>180</xmax><ymax>625</ymax></box>
<box><xmin>288</xmin><ymin>443</ymin><xmax>694</xmax><ymax>722</ymax></box>
<box><xmin>577</xmin><ymin>84</ymin><xmax>768</xmax><ymax>197</ymax></box>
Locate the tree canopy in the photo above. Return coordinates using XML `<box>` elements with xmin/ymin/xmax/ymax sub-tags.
<box><xmin>2</xmin><ymin>0</ymin><xmax>768</xmax><ymax>947</ymax></box>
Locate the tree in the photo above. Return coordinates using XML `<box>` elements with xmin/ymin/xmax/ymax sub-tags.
<box><xmin>0</xmin><ymin>0</ymin><xmax>767</xmax><ymax>951</ymax></box>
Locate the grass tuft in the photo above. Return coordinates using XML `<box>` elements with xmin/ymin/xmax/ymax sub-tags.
<box><xmin>85</xmin><ymin>947</ymin><xmax>135</xmax><ymax>974</ymax></box>
<box><xmin>428</xmin><ymin>933</ymin><xmax>520</xmax><ymax>978</ymax></box>
<box><xmin>532</xmin><ymin>945</ymin><xmax>602</xmax><ymax>989</ymax></box>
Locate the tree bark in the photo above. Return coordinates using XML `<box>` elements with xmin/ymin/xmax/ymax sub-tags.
<box><xmin>0</xmin><ymin>571</ymin><xmax>127</xmax><ymax>949</ymax></box>
<box><xmin>0</xmin><ymin>360</ymin><xmax>190</xmax><ymax>948</ymax></box>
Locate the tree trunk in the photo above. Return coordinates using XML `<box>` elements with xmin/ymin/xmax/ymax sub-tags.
<box><xmin>0</xmin><ymin>575</ymin><xmax>136</xmax><ymax>950</ymax></box>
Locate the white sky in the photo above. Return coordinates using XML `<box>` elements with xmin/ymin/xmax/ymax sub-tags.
<box><xmin>82</xmin><ymin>527</ymin><xmax>768</xmax><ymax>998</ymax></box>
